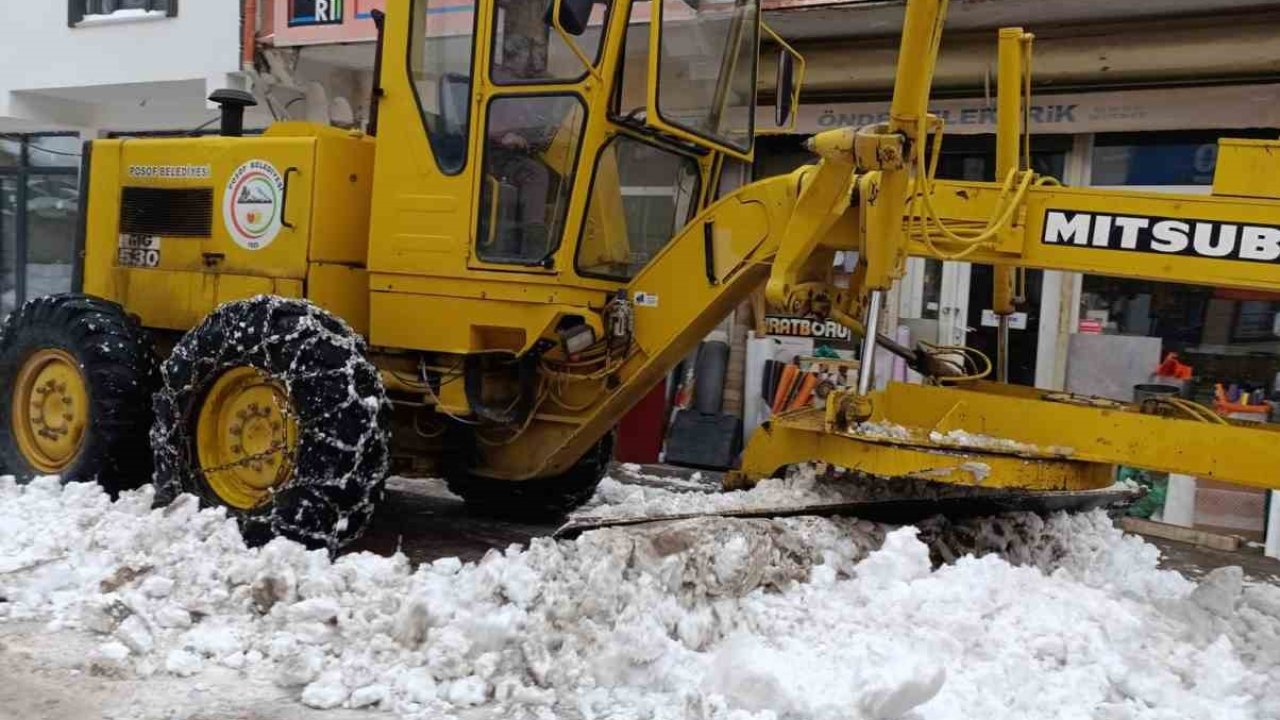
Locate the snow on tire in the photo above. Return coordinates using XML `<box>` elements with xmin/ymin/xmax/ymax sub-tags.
<box><xmin>151</xmin><ymin>296</ymin><xmax>389</xmax><ymax>551</ymax></box>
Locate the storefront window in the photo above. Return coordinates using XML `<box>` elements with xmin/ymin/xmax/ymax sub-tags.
<box><xmin>1081</xmin><ymin>130</ymin><xmax>1280</xmax><ymax>405</ymax></box>
<box><xmin>28</xmin><ymin>135</ymin><xmax>81</xmax><ymax>169</ymax></box>
<box><xmin>1091</xmin><ymin>129</ymin><xmax>1274</xmax><ymax>187</ymax></box>
<box><xmin>0</xmin><ymin>133</ymin><xmax>80</xmax><ymax>317</ymax></box>
<box><xmin>0</xmin><ymin>138</ymin><xmax>19</xmax><ymax>167</ymax></box>
<box><xmin>26</xmin><ymin>174</ymin><xmax>78</xmax><ymax>300</ymax></box>
<box><xmin>1092</xmin><ymin>142</ymin><xmax>1217</xmax><ymax>186</ymax></box>
<box><xmin>1</xmin><ymin>177</ymin><xmax>16</xmax><ymax>316</ymax></box>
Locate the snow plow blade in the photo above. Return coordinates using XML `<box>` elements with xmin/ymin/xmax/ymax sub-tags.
<box><xmin>555</xmin><ymin>485</ymin><xmax>1141</xmax><ymax>539</ymax></box>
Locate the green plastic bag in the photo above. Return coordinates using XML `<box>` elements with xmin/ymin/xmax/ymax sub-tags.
<box><xmin>1119</xmin><ymin>466</ymin><xmax>1167</xmax><ymax>519</ymax></box>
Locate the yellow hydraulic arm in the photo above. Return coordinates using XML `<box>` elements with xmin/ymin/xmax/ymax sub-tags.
<box><xmin>735</xmin><ymin>0</ymin><xmax>1280</xmax><ymax>494</ymax></box>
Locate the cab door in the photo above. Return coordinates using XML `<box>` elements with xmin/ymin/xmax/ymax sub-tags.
<box><xmin>465</xmin><ymin>0</ymin><xmax>611</xmax><ymax>274</ymax></box>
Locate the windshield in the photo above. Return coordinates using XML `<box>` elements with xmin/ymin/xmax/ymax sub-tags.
<box><xmin>656</xmin><ymin>0</ymin><xmax>759</xmax><ymax>152</ymax></box>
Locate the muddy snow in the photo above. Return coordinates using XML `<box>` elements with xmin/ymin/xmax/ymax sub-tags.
<box><xmin>2</xmin><ymin>475</ymin><xmax>1280</xmax><ymax>720</ymax></box>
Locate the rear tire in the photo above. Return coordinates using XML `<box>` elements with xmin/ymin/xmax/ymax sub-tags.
<box><xmin>446</xmin><ymin>431</ymin><xmax>614</xmax><ymax>521</ymax></box>
<box><xmin>151</xmin><ymin>297</ymin><xmax>389</xmax><ymax>551</ymax></box>
<box><xmin>0</xmin><ymin>294</ymin><xmax>158</xmax><ymax>493</ymax></box>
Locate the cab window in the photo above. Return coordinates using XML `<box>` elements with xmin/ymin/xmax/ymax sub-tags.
<box><xmin>476</xmin><ymin>95</ymin><xmax>587</xmax><ymax>266</ymax></box>
<box><xmin>656</xmin><ymin>0</ymin><xmax>759</xmax><ymax>152</ymax></box>
<box><xmin>408</xmin><ymin>0</ymin><xmax>477</xmax><ymax>175</ymax></box>
<box><xmin>614</xmin><ymin>1</ymin><xmax>759</xmax><ymax>153</ymax></box>
<box><xmin>490</xmin><ymin>0</ymin><xmax>611</xmax><ymax>85</ymax></box>
<box><xmin>576</xmin><ymin>135</ymin><xmax>701</xmax><ymax>280</ymax></box>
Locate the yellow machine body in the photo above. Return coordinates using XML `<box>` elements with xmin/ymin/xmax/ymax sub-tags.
<box><xmin>83</xmin><ymin>123</ymin><xmax>373</xmax><ymax>333</ymax></box>
<box><xmin>75</xmin><ymin>0</ymin><xmax>1280</xmax><ymax>497</ymax></box>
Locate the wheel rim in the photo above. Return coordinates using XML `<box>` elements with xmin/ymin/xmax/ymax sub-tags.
<box><xmin>196</xmin><ymin>366</ymin><xmax>298</xmax><ymax>510</ymax></box>
<box><xmin>11</xmin><ymin>348</ymin><xmax>89</xmax><ymax>474</ymax></box>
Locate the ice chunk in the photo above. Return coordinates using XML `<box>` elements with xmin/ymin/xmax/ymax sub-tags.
<box><xmin>164</xmin><ymin>649</ymin><xmax>203</xmax><ymax>677</ymax></box>
<box><xmin>301</xmin><ymin>671</ymin><xmax>349</xmax><ymax>709</ymax></box>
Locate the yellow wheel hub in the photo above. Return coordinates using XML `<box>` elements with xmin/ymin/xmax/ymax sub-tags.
<box><xmin>11</xmin><ymin>348</ymin><xmax>89</xmax><ymax>474</ymax></box>
<box><xmin>197</xmin><ymin>366</ymin><xmax>298</xmax><ymax>510</ymax></box>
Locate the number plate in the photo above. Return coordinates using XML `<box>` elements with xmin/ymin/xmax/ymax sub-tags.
<box><xmin>117</xmin><ymin>235</ymin><xmax>161</xmax><ymax>268</ymax></box>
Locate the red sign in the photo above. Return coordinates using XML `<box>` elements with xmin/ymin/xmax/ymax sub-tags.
<box><xmin>1077</xmin><ymin>319</ymin><xmax>1104</xmax><ymax>335</ymax></box>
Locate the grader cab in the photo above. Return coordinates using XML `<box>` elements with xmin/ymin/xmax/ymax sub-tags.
<box><xmin>4</xmin><ymin>0</ymin><xmax>1280</xmax><ymax>550</ymax></box>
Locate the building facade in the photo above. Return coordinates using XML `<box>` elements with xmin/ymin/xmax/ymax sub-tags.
<box><xmin>0</xmin><ymin>0</ymin><xmax>263</xmax><ymax>315</ymax></box>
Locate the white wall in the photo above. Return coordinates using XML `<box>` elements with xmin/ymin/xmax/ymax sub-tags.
<box><xmin>0</xmin><ymin>0</ymin><xmax>254</xmax><ymax>133</ymax></box>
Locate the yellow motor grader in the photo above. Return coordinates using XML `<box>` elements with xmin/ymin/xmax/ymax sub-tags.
<box><xmin>4</xmin><ymin>0</ymin><xmax>1280</xmax><ymax>549</ymax></box>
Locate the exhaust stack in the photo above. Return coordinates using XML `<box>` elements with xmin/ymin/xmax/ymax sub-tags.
<box><xmin>208</xmin><ymin>89</ymin><xmax>258</xmax><ymax>137</ymax></box>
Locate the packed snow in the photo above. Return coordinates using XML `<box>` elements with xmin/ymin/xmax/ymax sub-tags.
<box><xmin>576</xmin><ymin>465</ymin><xmax>867</xmax><ymax>522</ymax></box>
<box><xmin>3</xmin><ymin>475</ymin><xmax>1280</xmax><ymax>719</ymax></box>
<box><xmin>573</xmin><ymin>464</ymin><xmax>1117</xmax><ymax>524</ymax></box>
<box><xmin>927</xmin><ymin>429</ymin><xmax>1075</xmax><ymax>458</ymax></box>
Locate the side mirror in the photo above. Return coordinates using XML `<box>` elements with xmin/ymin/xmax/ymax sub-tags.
<box><xmin>775</xmin><ymin>50</ymin><xmax>796</xmax><ymax>127</ymax></box>
<box><xmin>760</xmin><ymin>22</ymin><xmax>804</xmax><ymax>135</ymax></box>
<box><xmin>547</xmin><ymin>0</ymin><xmax>595</xmax><ymax>36</ymax></box>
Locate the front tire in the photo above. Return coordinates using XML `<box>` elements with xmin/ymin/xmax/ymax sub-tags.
<box><xmin>151</xmin><ymin>297</ymin><xmax>389</xmax><ymax>550</ymax></box>
<box><xmin>446</xmin><ymin>431</ymin><xmax>614</xmax><ymax>521</ymax></box>
<box><xmin>0</xmin><ymin>294</ymin><xmax>158</xmax><ymax>493</ymax></box>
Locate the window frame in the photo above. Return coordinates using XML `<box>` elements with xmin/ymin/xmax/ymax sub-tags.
<box><xmin>405</xmin><ymin>0</ymin><xmax>481</xmax><ymax>177</ymax></box>
<box><xmin>573</xmin><ymin>130</ymin><xmax>704</xmax><ymax>282</ymax></box>
<box><xmin>649</xmin><ymin>0</ymin><xmax>761</xmax><ymax>158</ymax></box>
<box><xmin>487</xmin><ymin>0</ymin><xmax>614</xmax><ymax>88</ymax></box>
<box><xmin>474</xmin><ymin>92</ymin><xmax>591</xmax><ymax>269</ymax></box>
<box><xmin>69</xmin><ymin>0</ymin><xmax>177</xmax><ymax>27</ymax></box>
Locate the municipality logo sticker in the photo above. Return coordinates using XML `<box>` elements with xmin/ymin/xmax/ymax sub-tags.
<box><xmin>224</xmin><ymin>160</ymin><xmax>286</xmax><ymax>251</ymax></box>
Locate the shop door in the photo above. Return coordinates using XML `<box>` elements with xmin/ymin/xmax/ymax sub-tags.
<box><xmin>0</xmin><ymin>134</ymin><xmax>80</xmax><ymax>316</ymax></box>
<box><xmin>897</xmin><ymin>257</ymin><xmax>970</xmax><ymax>347</ymax></box>
<box><xmin>946</xmin><ymin>139</ymin><xmax>1069</xmax><ymax>386</ymax></box>
<box><xmin>0</xmin><ymin>176</ymin><xmax>16</xmax><ymax>316</ymax></box>
<box><xmin>939</xmin><ymin>260</ymin><xmax>972</xmax><ymax>346</ymax></box>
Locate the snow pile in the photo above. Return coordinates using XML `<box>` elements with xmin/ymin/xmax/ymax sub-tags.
<box><xmin>573</xmin><ymin>464</ymin><xmax>1099</xmax><ymax>523</ymax></box>
<box><xmin>577</xmin><ymin>464</ymin><xmax>862</xmax><ymax>521</ymax></box>
<box><xmin>3</xmin><ymin>476</ymin><xmax>1280</xmax><ymax>719</ymax></box>
<box><xmin>928</xmin><ymin>429</ymin><xmax>1075</xmax><ymax>457</ymax></box>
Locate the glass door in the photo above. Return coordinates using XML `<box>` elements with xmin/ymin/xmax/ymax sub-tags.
<box><xmin>0</xmin><ymin>176</ymin><xmax>16</xmax><ymax>316</ymax></box>
<box><xmin>0</xmin><ymin>133</ymin><xmax>81</xmax><ymax>317</ymax></box>
<box><xmin>24</xmin><ymin>135</ymin><xmax>80</xmax><ymax>301</ymax></box>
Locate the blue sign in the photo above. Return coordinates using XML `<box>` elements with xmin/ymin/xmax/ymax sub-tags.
<box><xmin>290</xmin><ymin>0</ymin><xmax>345</xmax><ymax>26</ymax></box>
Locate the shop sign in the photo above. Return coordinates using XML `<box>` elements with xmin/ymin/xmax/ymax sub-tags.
<box><xmin>764</xmin><ymin>315</ymin><xmax>856</xmax><ymax>350</ymax></box>
<box><xmin>980</xmin><ymin>309</ymin><xmax>1028</xmax><ymax>329</ymax></box>
<box><xmin>761</xmin><ymin>83</ymin><xmax>1280</xmax><ymax>136</ymax></box>
<box><xmin>289</xmin><ymin>0</ymin><xmax>346</xmax><ymax>26</ymax></box>
<box><xmin>1078</xmin><ymin>319</ymin><xmax>1104</xmax><ymax>334</ymax></box>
